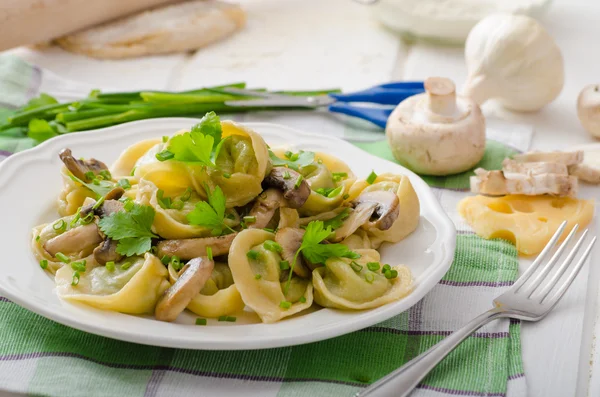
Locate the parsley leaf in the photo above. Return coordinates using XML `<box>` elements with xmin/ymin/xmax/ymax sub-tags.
<box><xmin>187</xmin><ymin>184</ymin><xmax>233</xmax><ymax>235</ymax></box>
<box><xmin>322</xmin><ymin>208</ymin><xmax>351</xmax><ymax>230</ymax></box>
<box><xmin>286</xmin><ymin>220</ymin><xmax>359</xmax><ymax>292</ymax></box>
<box><xmin>268</xmin><ymin>150</ymin><xmax>315</xmax><ymax>171</ymax></box>
<box><xmin>156</xmin><ymin>111</ymin><xmax>223</xmax><ymax>166</ymax></box>
<box><xmin>98</xmin><ymin>203</ymin><xmax>158</xmax><ymax>256</ymax></box>
<box><xmin>69</xmin><ymin>174</ymin><xmax>115</xmax><ymax>198</ymax></box>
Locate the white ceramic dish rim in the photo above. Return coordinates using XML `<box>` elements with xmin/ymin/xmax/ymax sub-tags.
<box><xmin>0</xmin><ymin>118</ymin><xmax>456</xmax><ymax>350</ymax></box>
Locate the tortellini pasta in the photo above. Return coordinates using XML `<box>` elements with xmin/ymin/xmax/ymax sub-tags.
<box><xmin>228</xmin><ymin>229</ymin><xmax>313</xmax><ymax>323</ymax></box>
<box><xmin>168</xmin><ymin>262</ymin><xmax>244</xmax><ymax>318</ymax></box>
<box><xmin>57</xmin><ymin>171</ymin><xmax>96</xmax><ymax>216</ymax></box>
<box><xmin>313</xmin><ymin>249</ymin><xmax>413</xmax><ymax>310</ymax></box>
<box><xmin>55</xmin><ymin>254</ymin><xmax>170</xmax><ymax>314</ymax></box>
<box><xmin>348</xmin><ymin>173</ymin><xmax>420</xmax><ymax>247</ymax></box>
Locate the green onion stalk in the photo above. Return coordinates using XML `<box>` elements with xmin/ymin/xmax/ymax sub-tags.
<box><xmin>0</xmin><ymin>83</ymin><xmax>341</xmax><ymax>150</ymax></box>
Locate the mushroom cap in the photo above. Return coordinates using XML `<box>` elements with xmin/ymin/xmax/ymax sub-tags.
<box><xmin>577</xmin><ymin>84</ymin><xmax>600</xmax><ymax>138</ymax></box>
<box><xmin>59</xmin><ymin>148</ymin><xmax>109</xmax><ymax>182</ymax></box>
<box><xmin>275</xmin><ymin>227</ymin><xmax>310</xmax><ymax>278</ymax></box>
<box><xmin>93</xmin><ymin>238</ymin><xmax>123</xmax><ymax>265</ymax></box>
<box><xmin>385</xmin><ymin>77</ymin><xmax>486</xmax><ymax>176</ymax></box>
<box><xmin>354</xmin><ymin>190</ymin><xmax>400</xmax><ymax>231</ymax></box>
<box><xmin>263</xmin><ymin>167</ymin><xmax>310</xmax><ymax>208</ymax></box>
<box><xmin>155</xmin><ymin>256</ymin><xmax>215</xmax><ymax>322</ymax></box>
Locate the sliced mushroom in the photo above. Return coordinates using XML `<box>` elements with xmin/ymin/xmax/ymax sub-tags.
<box><xmin>93</xmin><ymin>238</ymin><xmax>123</xmax><ymax>265</ymax></box>
<box><xmin>43</xmin><ymin>223</ymin><xmax>103</xmax><ymax>257</ymax></box>
<box><xmin>248</xmin><ymin>188</ymin><xmax>284</xmax><ymax>229</ymax></box>
<box><xmin>80</xmin><ymin>187</ymin><xmax>125</xmax><ymax>218</ymax></box>
<box><xmin>275</xmin><ymin>227</ymin><xmax>310</xmax><ymax>278</ymax></box>
<box><xmin>59</xmin><ymin>148</ymin><xmax>109</xmax><ymax>182</ymax></box>
<box><xmin>333</xmin><ymin>190</ymin><xmax>399</xmax><ymax>241</ymax></box>
<box><xmin>263</xmin><ymin>167</ymin><xmax>310</xmax><ymax>208</ymax></box>
<box><xmin>157</xmin><ymin>233</ymin><xmax>237</xmax><ymax>260</ymax></box>
<box><xmin>155</xmin><ymin>256</ymin><xmax>215</xmax><ymax>322</ymax></box>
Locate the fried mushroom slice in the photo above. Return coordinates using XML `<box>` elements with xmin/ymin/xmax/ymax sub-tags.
<box><xmin>93</xmin><ymin>238</ymin><xmax>123</xmax><ymax>265</ymax></box>
<box><xmin>43</xmin><ymin>223</ymin><xmax>103</xmax><ymax>257</ymax></box>
<box><xmin>59</xmin><ymin>148</ymin><xmax>109</xmax><ymax>182</ymax></box>
<box><xmin>333</xmin><ymin>190</ymin><xmax>400</xmax><ymax>242</ymax></box>
<box><xmin>155</xmin><ymin>256</ymin><xmax>215</xmax><ymax>322</ymax></box>
<box><xmin>263</xmin><ymin>167</ymin><xmax>310</xmax><ymax>209</ymax></box>
<box><xmin>247</xmin><ymin>188</ymin><xmax>284</xmax><ymax>229</ymax></box>
<box><xmin>157</xmin><ymin>233</ymin><xmax>237</xmax><ymax>260</ymax></box>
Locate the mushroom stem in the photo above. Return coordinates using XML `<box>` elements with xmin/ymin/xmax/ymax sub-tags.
<box><xmin>425</xmin><ymin>77</ymin><xmax>457</xmax><ymax>116</ymax></box>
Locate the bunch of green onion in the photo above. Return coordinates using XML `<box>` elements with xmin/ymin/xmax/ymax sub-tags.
<box><xmin>0</xmin><ymin>83</ymin><xmax>339</xmax><ymax>151</ymax></box>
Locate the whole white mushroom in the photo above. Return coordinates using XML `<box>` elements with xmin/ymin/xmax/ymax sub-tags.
<box><xmin>577</xmin><ymin>84</ymin><xmax>600</xmax><ymax>138</ymax></box>
<box><xmin>386</xmin><ymin>77</ymin><xmax>486</xmax><ymax>176</ymax></box>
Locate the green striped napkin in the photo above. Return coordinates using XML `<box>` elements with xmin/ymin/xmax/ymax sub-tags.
<box><xmin>0</xmin><ymin>54</ymin><xmax>529</xmax><ymax>397</ymax></box>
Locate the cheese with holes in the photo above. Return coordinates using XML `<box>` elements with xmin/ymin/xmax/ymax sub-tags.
<box><xmin>458</xmin><ymin>195</ymin><xmax>594</xmax><ymax>256</ymax></box>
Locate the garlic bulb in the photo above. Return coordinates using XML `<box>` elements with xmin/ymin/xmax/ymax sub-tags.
<box><xmin>463</xmin><ymin>14</ymin><xmax>564</xmax><ymax>112</ymax></box>
<box><xmin>386</xmin><ymin>77</ymin><xmax>486</xmax><ymax>176</ymax></box>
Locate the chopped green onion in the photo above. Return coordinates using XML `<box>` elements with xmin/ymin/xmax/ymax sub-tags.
<box><xmin>255</xmin><ymin>274</ymin><xmax>262</xmax><ymax>280</ymax></box>
<box><xmin>162</xmin><ymin>136</ymin><xmax>169</xmax><ymax>143</ymax></box>
<box><xmin>105</xmin><ymin>261</ymin><xmax>115</xmax><ymax>271</ymax></box>
<box><xmin>222</xmin><ymin>173</ymin><xmax>231</xmax><ymax>179</ymax></box>
<box><xmin>279</xmin><ymin>260</ymin><xmax>290</xmax><ymax>270</ymax></box>
<box><xmin>283</xmin><ymin>171</ymin><xmax>291</xmax><ymax>180</ymax></box>
<box><xmin>161</xmin><ymin>255</ymin><xmax>171</xmax><ymax>265</ymax></box>
<box><xmin>80</xmin><ymin>211</ymin><xmax>95</xmax><ymax>225</ymax></box>
<box><xmin>366</xmin><ymin>170</ymin><xmax>378</xmax><ymax>184</ymax></box>
<box><xmin>386</xmin><ymin>269</ymin><xmax>398</xmax><ymax>279</ymax></box>
<box><xmin>206</xmin><ymin>247</ymin><xmax>213</xmax><ymax>261</ymax></box>
<box><xmin>99</xmin><ymin>170</ymin><xmax>112</xmax><ymax>180</ymax></box>
<box><xmin>156</xmin><ymin>150</ymin><xmax>175</xmax><ymax>162</ymax></box>
<box><xmin>171</xmin><ymin>200</ymin><xmax>184</xmax><ymax>210</ymax></box>
<box><xmin>299</xmin><ymin>296</ymin><xmax>306</xmax><ymax>303</ymax></box>
<box><xmin>225</xmin><ymin>316</ymin><xmax>236</xmax><ymax>322</ymax></box>
<box><xmin>246</xmin><ymin>250</ymin><xmax>260</xmax><ymax>260</ymax></box>
<box><xmin>332</xmin><ymin>172</ymin><xmax>348</xmax><ymax>182</ymax></box>
<box><xmin>157</xmin><ymin>189</ymin><xmax>172</xmax><ymax>209</ymax></box>
<box><xmin>365</xmin><ymin>273</ymin><xmax>375</xmax><ymax>284</ymax></box>
<box><xmin>263</xmin><ymin>228</ymin><xmax>275</xmax><ymax>233</ymax></box>
<box><xmin>326</xmin><ymin>185</ymin><xmax>343</xmax><ymax>198</ymax></box>
<box><xmin>92</xmin><ymin>195</ymin><xmax>106</xmax><ymax>210</ymax></box>
<box><xmin>39</xmin><ymin>259</ymin><xmax>48</xmax><ymax>269</ymax></box>
<box><xmin>35</xmin><ymin>235</ymin><xmax>41</xmax><ymax>242</ymax></box>
<box><xmin>279</xmin><ymin>301</ymin><xmax>292</xmax><ymax>309</ymax></box>
<box><xmin>84</xmin><ymin>171</ymin><xmax>95</xmax><ymax>181</ymax></box>
<box><xmin>70</xmin><ymin>260</ymin><xmax>86</xmax><ymax>273</ymax></box>
<box><xmin>170</xmin><ymin>256</ymin><xmax>182</xmax><ymax>271</ymax></box>
<box><xmin>124</xmin><ymin>200</ymin><xmax>135</xmax><ymax>212</ymax></box>
<box><xmin>92</xmin><ymin>179</ymin><xmax>101</xmax><ymax>186</ymax></box>
<box><xmin>117</xmin><ymin>179</ymin><xmax>131</xmax><ymax>189</ymax></box>
<box><xmin>264</xmin><ymin>240</ymin><xmax>282</xmax><ymax>253</ymax></box>
<box><xmin>121</xmin><ymin>262</ymin><xmax>132</xmax><ymax>270</ymax></box>
<box><xmin>71</xmin><ymin>272</ymin><xmax>80</xmax><ymax>286</ymax></box>
<box><xmin>180</xmin><ymin>187</ymin><xmax>192</xmax><ymax>202</ymax></box>
<box><xmin>343</xmin><ymin>194</ymin><xmax>350</xmax><ymax>200</ymax></box>
<box><xmin>52</xmin><ymin>219</ymin><xmax>66</xmax><ymax>233</ymax></box>
<box><xmin>243</xmin><ymin>215</ymin><xmax>256</xmax><ymax>224</ymax></box>
<box><xmin>382</xmin><ymin>264</ymin><xmax>391</xmax><ymax>273</ymax></box>
<box><xmin>55</xmin><ymin>252</ymin><xmax>70</xmax><ymax>263</ymax></box>
<box><xmin>195</xmin><ymin>318</ymin><xmax>207</xmax><ymax>325</ymax></box>
<box><xmin>350</xmin><ymin>261</ymin><xmax>363</xmax><ymax>272</ymax></box>
<box><xmin>130</xmin><ymin>167</ymin><xmax>137</xmax><ymax>176</ymax></box>
<box><xmin>294</xmin><ymin>175</ymin><xmax>304</xmax><ymax>189</ymax></box>
<box><xmin>367</xmin><ymin>262</ymin><xmax>380</xmax><ymax>272</ymax></box>
<box><xmin>218</xmin><ymin>316</ymin><xmax>227</xmax><ymax>321</ymax></box>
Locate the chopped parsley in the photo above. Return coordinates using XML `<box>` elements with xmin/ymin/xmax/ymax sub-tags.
<box><xmin>322</xmin><ymin>208</ymin><xmax>351</xmax><ymax>230</ymax></box>
<box><xmin>186</xmin><ymin>184</ymin><xmax>234</xmax><ymax>235</ymax></box>
<box><xmin>268</xmin><ymin>149</ymin><xmax>315</xmax><ymax>171</ymax></box>
<box><xmin>98</xmin><ymin>202</ymin><xmax>158</xmax><ymax>256</ymax></box>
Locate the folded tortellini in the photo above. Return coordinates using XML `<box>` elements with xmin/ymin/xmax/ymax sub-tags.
<box><xmin>57</xmin><ymin>170</ymin><xmax>97</xmax><ymax>216</ymax></box>
<box><xmin>229</xmin><ymin>229</ymin><xmax>313</xmax><ymax>323</ymax></box>
<box><xmin>312</xmin><ymin>249</ymin><xmax>412</xmax><ymax>310</ymax></box>
<box><xmin>56</xmin><ymin>254</ymin><xmax>170</xmax><ymax>314</ymax></box>
<box><xmin>167</xmin><ymin>262</ymin><xmax>244</xmax><ymax>318</ymax></box>
<box><xmin>348</xmin><ymin>173</ymin><xmax>420</xmax><ymax>247</ymax></box>
<box><xmin>110</xmin><ymin>137</ymin><xmax>162</xmax><ymax>178</ymax></box>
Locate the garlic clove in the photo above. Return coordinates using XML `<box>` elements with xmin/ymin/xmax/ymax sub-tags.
<box><xmin>577</xmin><ymin>84</ymin><xmax>600</xmax><ymax>138</ymax></box>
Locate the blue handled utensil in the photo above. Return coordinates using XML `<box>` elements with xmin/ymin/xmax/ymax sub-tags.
<box><xmin>220</xmin><ymin>81</ymin><xmax>425</xmax><ymax>128</ymax></box>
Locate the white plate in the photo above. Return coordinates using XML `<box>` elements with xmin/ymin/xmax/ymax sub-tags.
<box><xmin>0</xmin><ymin>118</ymin><xmax>456</xmax><ymax>350</ymax></box>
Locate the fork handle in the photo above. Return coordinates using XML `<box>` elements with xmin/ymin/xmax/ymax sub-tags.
<box><xmin>356</xmin><ymin>308</ymin><xmax>508</xmax><ymax>397</ymax></box>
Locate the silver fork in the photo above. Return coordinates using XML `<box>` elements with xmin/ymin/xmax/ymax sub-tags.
<box><xmin>357</xmin><ymin>221</ymin><xmax>597</xmax><ymax>397</ymax></box>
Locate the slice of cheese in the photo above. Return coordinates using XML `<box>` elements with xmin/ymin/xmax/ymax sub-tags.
<box><xmin>470</xmin><ymin>168</ymin><xmax>578</xmax><ymax>197</ymax></box>
<box><xmin>458</xmin><ymin>194</ymin><xmax>594</xmax><ymax>256</ymax></box>
<box><xmin>502</xmin><ymin>160</ymin><xmax>568</xmax><ymax>175</ymax></box>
